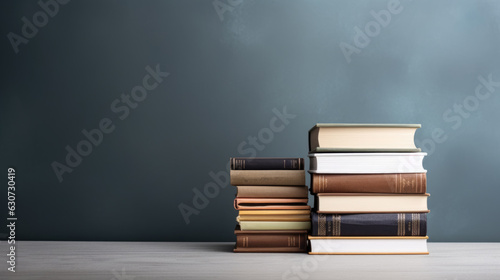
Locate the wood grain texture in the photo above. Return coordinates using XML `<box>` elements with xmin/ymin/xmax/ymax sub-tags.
<box><xmin>0</xmin><ymin>242</ymin><xmax>499</xmax><ymax>279</ymax></box>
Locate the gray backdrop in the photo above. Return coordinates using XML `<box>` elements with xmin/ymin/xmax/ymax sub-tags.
<box><xmin>1</xmin><ymin>0</ymin><xmax>499</xmax><ymax>242</ymax></box>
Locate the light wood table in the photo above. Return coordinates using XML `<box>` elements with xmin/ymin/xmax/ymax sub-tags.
<box><xmin>1</xmin><ymin>242</ymin><xmax>499</xmax><ymax>279</ymax></box>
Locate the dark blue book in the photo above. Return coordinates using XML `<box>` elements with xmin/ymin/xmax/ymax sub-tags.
<box><xmin>311</xmin><ymin>212</ymin><xmax>427</xmax><ymax>236</ymax></box>
<box><xmin>230</xmin><ymin>157</ymin><xmax>304</xmax><ymax>170</ymax></box>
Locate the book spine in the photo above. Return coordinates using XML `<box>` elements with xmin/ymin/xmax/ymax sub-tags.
<box><xmin>311</xmin><ymin>213</ymin><xmax>427</xmax><ymax>236</ymax></box>
<box><xmin>235</xmin><ymin>233</ymin><xmax>307</xmax><ymax>251</ymax></box>
<box><xmin>311</xmin><ymin>173</ymin><xmax>426</xmax><ymax>194</ymax></box>
<box><xmin>231</xmin><ymin>158</ymin><xmax>304</xmax><ymax>170</ymax></box>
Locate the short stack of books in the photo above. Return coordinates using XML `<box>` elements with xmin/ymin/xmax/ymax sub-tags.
<box><xmin>307</xmin><ymin>124</ymin><xmax>430</xmax><ymax>255</ymax></box>
<box><xmin>230</xmin><ymin>157</ymin><xmax>311</xmax><ymax>253</ymax></box>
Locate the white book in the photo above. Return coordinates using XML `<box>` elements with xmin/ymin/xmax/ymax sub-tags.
<box><xmin>309</xmin><ymin>153</ymin><xmax>426</xmax><ymax>174</ymax></box>
<box><xmin>309</xmin><ymin>236</ymin><xmax>429</xmax><ymax>255</ymax></box>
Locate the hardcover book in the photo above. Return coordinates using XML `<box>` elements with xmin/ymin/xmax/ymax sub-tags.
<box><xmin>234</xmin><ymin>227</ymin><xmax>308</xmax><ymax>253</ymax></box>
<box><xmin>308</xmin><ymin>236</ymin><xmax>429</xmax><ymax>255</ymax></box>
<box><xmin>231</xmin><ymin>157</ymin><xmax>304</xmax><ymax>170</ymax></box>
<box><xmin>234</xmin><ymin>198</ymin><xmax>310</xmax><ymax>210</ymax></box>
<box><xmin>309</xmin><ymin>153</ymin><xmax>426</xmax><ymax>174</ymax></box>
<box><xmin>239</xmin><ymin>209</ymin><xmax>311</xmax><ymax>216</ymax></box>
<box><xmin>311</xmin><ymin>212</ymin><xmax>427</xmax><ymax>236</ymax></box>
<box><xmin>236</xmin><ymin>185</ymin><xmax>308</xmax><ymax>198</ymax></box>
<box><xmin>308</xmin><ymin>123</ymin><xmax>421</xmax><ymax>153</ymax></box>
<box><xmin>310</xmin><ymin>173</ymin><xmax>426</xmax><ymax>194</ymax></box>
<box><xmin>315</xmin><ymin>193</ymin><xmax>430</xmax><ymax>213</ymax></box>
<box><xmin>230</xmin><ymin>170</ymin><xmax>306</xmax><ymax>186</ymax></box>
<box><xmin>237</xmin><ymin>215</ymin><xmax>311</xmax><ymax>222</ymax></box>
<box><xmin>238</xmin><ymin>221</ymin><xmax>311</xmax><ymax>231</ymax></box>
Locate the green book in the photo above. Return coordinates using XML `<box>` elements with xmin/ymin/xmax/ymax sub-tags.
<box><xmin>239</xmin><ymin>221</ymin><xmax>311</xmax><ymax>231</ymax></box>
<box><xmin>309</xmin><ymin>123</ymin><xmax>421</xmax><ymax>153</ymax></box>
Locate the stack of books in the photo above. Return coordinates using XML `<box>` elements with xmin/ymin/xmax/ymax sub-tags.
<box><xmin>230</xmin><ymin>157</ymin><xmax>311</xmax><ymax>253</ymax></box>
<box><xmin>307</xmin><ymin>124</ymin><xmax>430</xmax><ymax>255</ymax></box>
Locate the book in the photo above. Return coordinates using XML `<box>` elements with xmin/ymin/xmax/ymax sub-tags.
<box><xmin>234</xmin><ymin>198</ymin><xmax>310</xmax><ymax>210</ymax></box>
<box><xmin>231</xmin><ymin>157</ymin><xmax>304</xmax><ymax>170</ymax></box>
<box><xmin>236</xmin><ymin>185</ymin><xmax>308</xmax><ymax>198</ymax></box>
<box><xmin>237</xmin><ymin>215</ymin><xmax>311</xmax><ymax>222</ymax></box>
<box><xmin>230</xmin><ymin>170</ymin><xmax>306</xmax><ymax>186</ymax></box>
<box><xmin>311</xmin><ymin>173</ymin><xmax>426</xmax><ymax>194</ymax></box>
<box><xmin>311</xmin><ymin>212</ymin><xmax>427</xmax><ymax>236</ymax></box>
<box><xmin>308</xmin><ymin>236</ymin><xmax>429</xmax><ymax>255</ymax></box>
<box><xmin>239</xmin><ymin>221</ymin><xmax>311</xmax><ymax>231</ymax></box>
<box><xmin>315</xmin><ymin>193</ymin><xmax>429</xmax><ymax>213</ymax></box>
<box><xmin>239</xmin><ymin>209</ymin><xmax>311</xmax><ymax>216</ymax></box>
<box><xmin>308</xmin><ymin>123</ymin><xmax>421</xmax><ymax>153</ymax></box>
<box><xmin>309</xmin><ymin>153</ymin><xmax>426</xmax><ymax>174</ymax></box>
<box><xmin>234</xmin><ymin>227</ymin><xmax>308</xmax><ymax>253</ymax></box>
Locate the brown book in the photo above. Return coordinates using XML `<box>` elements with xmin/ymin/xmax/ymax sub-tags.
<box><xmin>234</xmin><ymin>198</ymin><xmax>310</xmax><ymax>210</ymax></box>
<box><xmin>230</xmin><ymin>170</ymin><xmax>305</xmax><ymax>186</ymax></box>
<box><xmin>236</xmin><ymin>185</ymin><xmax>308</xmax><ymax>198</ymax></box>
<box><xmin>234</xmin><ymin>226</ymin><xmax>308</xmax><ymax>253</ymax></box>
<box><xmin>311</xmin><ymin>173</ymin><xmax>426</xmax><ymax>194</ymax></box>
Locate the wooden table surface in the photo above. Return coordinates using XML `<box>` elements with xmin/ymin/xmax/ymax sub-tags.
<box><xmin>1</xmin><ymin>242</ymin><xmax>499</xmax><ymax>279</ymax></box>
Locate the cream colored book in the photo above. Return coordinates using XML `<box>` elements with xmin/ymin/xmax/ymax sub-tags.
<box><xmin>308</xmin><ymin>236</ymin><xmax>429</xmax><ymax>255</ymax></box>
<box><xmin>309</xmin><ymin>123</ymin><xmax>421</xmax><ymax>152</ymax></box>
<box><xmin>239</xmin><ymin>221</ymin><xmax>311</xmax><ymax>231</ymax></box>
<box><xmin>237</xmin><ymin>215</ymin><xmax>311</xmax><ymax>222</ymax></box>
<box><xmin>316</xmin><ymin>193</ymin><xmax>430</xmax><ymax>213</ymax></box>
<box><xmin>239</xmin><ymin>210</ymin><xmax>311</xmax><ymax>216</ymax></box>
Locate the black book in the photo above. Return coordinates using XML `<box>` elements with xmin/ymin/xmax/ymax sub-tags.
<box><xmin>311</xmin><ymin>212</ymin><xmax>427</xmax><ymax>236</ymax></box>
<box><xmin>230</xmin><ymin>157</ymin><xmax>304</xmax><ymax>170</ymax></box>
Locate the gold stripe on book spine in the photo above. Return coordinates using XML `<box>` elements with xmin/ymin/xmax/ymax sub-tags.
<box><xmin>333</xmin><ymin>214</ymin><xmax>341</xmax><ymax>236</ymax></box>
<box><xmin>397</xmin><ymin>174</ymin><xmax>401</xmax><ymax>193</ymax></box>
<box><xmin>411</xmin><ymin>213</ymin><xmax>420</xmax><ymax>236</ymax></box>
<box><xmin>397</xmin><ymin>213</ymin><xmax>405</xmax><ymax>236</ymax></box>
<box><xmin>318</xmin><ymin>214</ymin><xmax>327</xmax><ymax>235</ymax></box>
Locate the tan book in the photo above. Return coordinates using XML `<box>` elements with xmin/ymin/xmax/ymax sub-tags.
<box><xmin>237</xmin><ymin>215</ymin><xmax>311</xmax><ymax>222</ymax></box>
<box><xmin>239</xmin><ymin>221</ymin><xmax>311</xmax><ymax>231</ymax></box>
<box><xmin>230</xmin><ymin>170</ymin><xmax>305</xmax><ymax>186</ymax></box>
<box><xmin>236</xmin><ymin>185</ymin><xmax>308</xmax><ymax>198</ymax></box>
<box><xmin>309</xmin><ymin>123</ymin><xmax>421</xmax><ymax>152</ymax></box>
<box><xmin>234</xmin><ymin>198</ymin><xmax>310</xmax><ymax>210</ymax></box>
<box><xmin>239</xmin><ymin>209</ymin><xmax>311</xmax><ymax>216</ymax></box>
<box><xmin>315</xmin><ymin>193</ymin><xmax>430</xmax><ymax>213</ymax></box>
<box><xmin>308</xmin><ymin>236</ymin><xmax>429</xmax><ymax>255</ymax></box>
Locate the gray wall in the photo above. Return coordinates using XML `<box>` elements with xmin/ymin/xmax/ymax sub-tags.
<box><xmin>1</xmin><ymin>0</ymin><xmax>499</xmax><ymax>242</ymax></box>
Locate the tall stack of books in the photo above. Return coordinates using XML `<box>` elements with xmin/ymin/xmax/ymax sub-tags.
<box><xmin>230</xmin><ymin>157</ymin><xmax>311</xmax><ymax>253</ymax></box>
<box><xmin>307</xmin><ymin>124</ymin><xmax>430</xmax><ymax>255</ymax></box>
